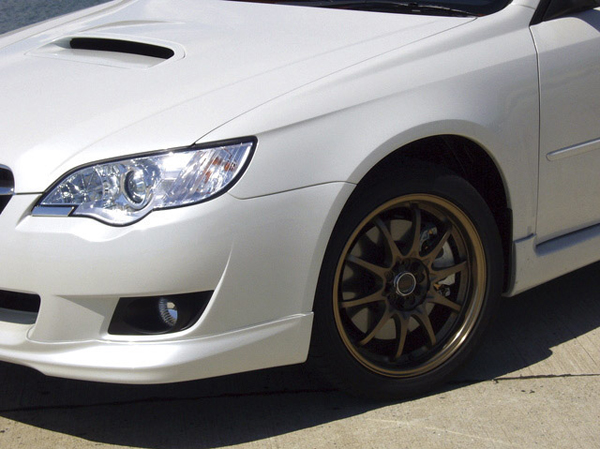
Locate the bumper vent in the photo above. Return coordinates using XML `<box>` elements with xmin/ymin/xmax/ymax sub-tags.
<box><xmin>0</xmin><ymin>290</ymin><xmax>41</xmax><ymax>313</ymax></box>
<box><xmin>0</xmin><ymin>166</ymin><xmax>14</xmax><ymax>215</ymax></box>
<box><xmin>0</xmin><ymin>290</ymin><xmax>40</xmax><ymax>325</ymax></box>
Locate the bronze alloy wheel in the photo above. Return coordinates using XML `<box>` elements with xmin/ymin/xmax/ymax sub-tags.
<box><xmin>310</xmin><ymin>164</ymin><xmax>502</xmax><ymax>399</ymax></box>
<box><xmin>333</xmin><ymin>194</ymin><xmax>486</xmax><ymax>377</ymax></box>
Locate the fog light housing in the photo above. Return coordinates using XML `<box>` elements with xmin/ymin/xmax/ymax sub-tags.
<box><xmin>108</xmin><ymin>291</ymin><xmax>212</xmax><ymax>335</ymax></box>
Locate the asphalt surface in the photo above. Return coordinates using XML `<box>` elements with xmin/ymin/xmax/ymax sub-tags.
<box><xmin>0</xmin><ymin>262</ymin><xmax>599</xmax><ymax>448</ymax></box>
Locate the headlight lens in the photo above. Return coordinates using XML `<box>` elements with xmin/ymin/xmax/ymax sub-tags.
<box><xmin>35</xmin><ymin>140</ymin><xmax>254</xmax><ymax>225</ymax></box>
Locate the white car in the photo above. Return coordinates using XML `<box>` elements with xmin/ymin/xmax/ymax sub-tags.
<box><xmin>0</xmin><ymin>0</ymin><xmax>598</xmax><ymax>399</ymax></box>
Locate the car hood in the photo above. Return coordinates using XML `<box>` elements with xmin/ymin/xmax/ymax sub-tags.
<box><xmin>0</xmin><ymin>0</ymin><xmax>473</xmax><ymax>193</ymax></box>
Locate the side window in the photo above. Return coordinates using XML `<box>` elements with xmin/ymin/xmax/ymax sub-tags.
<box><xmin>542</xmin><ymin>0</ymin><xmax>599</xmax><ymax>21</ymax></box>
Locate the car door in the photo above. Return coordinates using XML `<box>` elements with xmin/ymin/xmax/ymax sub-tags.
<box><xmin>531</xmin><ymin>0</ymin><xmax>600</xmax><ymax>243</ymax></box>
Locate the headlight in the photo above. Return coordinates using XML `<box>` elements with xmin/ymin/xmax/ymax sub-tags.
<box><xmin>33</xmin><ymin>139</ymin><xmax>255</xmax><ymax>225</ymax></box>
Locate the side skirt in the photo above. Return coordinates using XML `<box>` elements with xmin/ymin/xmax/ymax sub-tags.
<box><xmin>507</xmin><ymin>223</ymin><xmax>600</xmax><ymax>296</ymax></box>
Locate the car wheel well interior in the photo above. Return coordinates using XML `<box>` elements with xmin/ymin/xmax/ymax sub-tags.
<box><xmin>356</xmin><ymin>135</ymin><xmax>512</xmax><ymax>291</ymax></box>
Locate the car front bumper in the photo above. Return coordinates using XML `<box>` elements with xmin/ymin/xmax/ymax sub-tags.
<box><xmin>0</xmin><ymin>182</ymin><xmax>353</xmax><ymax>383</ymax></box>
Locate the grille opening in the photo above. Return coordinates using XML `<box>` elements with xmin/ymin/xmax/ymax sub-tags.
<box><xmin>0</xmin><ymin>196</ymin><xmax>9</xmax><ymax>214</ymax></box>
<box><xmin>69</xmin><ymin>38</ymin><xmax>175</xmax><ymax>60</ymax></box>
<box><xmin>0</xmin><ymin>167</ymin><xmax>13</xmax><ymax>187</ymax></box>
<box><xmin>0</xmin><ymin>290</ymin><xmax>41</xmax><ymax>313</ymax></box>
<box><xmin>0</xmin><ymin>167</ymin><xmax>14</xmax><ymax>215</ymax></box>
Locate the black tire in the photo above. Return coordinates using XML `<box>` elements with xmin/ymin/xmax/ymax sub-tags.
<box><xmin>310</xmin><ymin>162</ymin><xmax>503</xmax><ymax>399</ymax></box>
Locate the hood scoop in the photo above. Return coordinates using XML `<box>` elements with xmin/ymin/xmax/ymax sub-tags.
<box><xmin>69</xmin><ymin>37</ymin><xmax>175</xmax><ymax>59</ymax></box>
<box><xmin>28</xmin><ymin>35</ymin><xmax>183</xmax><ymax>69</ymax></box>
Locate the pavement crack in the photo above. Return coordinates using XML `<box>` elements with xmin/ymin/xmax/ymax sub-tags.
<box><xmin>451</xmin><ymin>373</ymin><xmax>600</xmax><ymax>385</ymax></box>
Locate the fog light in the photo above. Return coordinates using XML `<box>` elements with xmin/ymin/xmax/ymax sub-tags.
<box><xmin>158</xmin><ymin>298</ymin><xmax>178</xmax><ymax>327</ymax></box>
<box><xmin>108</xmin><ymin>291</ymin><xmax>212</xmax><ymax>335</ymax></box>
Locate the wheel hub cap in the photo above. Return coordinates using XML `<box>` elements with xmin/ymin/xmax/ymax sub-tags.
<box><xmin>394</xmin><ymin>272</ymin><xmax>417</xmax><ymax>297</ymax></box>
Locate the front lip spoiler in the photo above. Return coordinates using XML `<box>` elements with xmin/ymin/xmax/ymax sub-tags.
<box><xmin>0</xmin><ymin>313</ymin><xmax>313</xmax><ymax>384</ymax></box>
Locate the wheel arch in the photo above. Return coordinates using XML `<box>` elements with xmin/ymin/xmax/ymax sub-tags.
<box><xmin>351</xmin><ymin>135</ymin><xmax>512</xmax><ymax>292</ymax></box>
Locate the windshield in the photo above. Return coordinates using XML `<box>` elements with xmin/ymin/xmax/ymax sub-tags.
<box><xmin>229</xmin><ymin>0</ymin><xmax>510</xmax><ymax>16</ymax></box>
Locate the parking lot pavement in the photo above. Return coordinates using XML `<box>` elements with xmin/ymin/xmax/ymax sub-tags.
<box><xmin>0</xmin><ymin>262</ymin><xmax>599</xmax><ymax>449</ymax></box>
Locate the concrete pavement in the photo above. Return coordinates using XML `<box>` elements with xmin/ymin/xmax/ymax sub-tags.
<box><xmin>0</xmin><ymin>262</ymin><xmax>599</xmax><ymax>448</ymax></box>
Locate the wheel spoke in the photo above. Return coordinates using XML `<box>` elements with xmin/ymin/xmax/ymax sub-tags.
<box><xmin>422</xmin><ymin>222</ymin><xmax>452</xmax><ymax>266</ymax></box>
<box><xmin>414</xmin><ymin>309</ymin><xmax>437</xmax><ymax>347</ymax></box>
<box><xmin>393</xmin><ymin>313</ymin><xmax>409</xmax><ymax>360</ymax></box>
<box><xmin>346</xmin><ymin>254</ymin><xmax>388</xmax><ymax>279</ymax></box>
<box><xmin>427</xmin><ymin>290</ymin><xmax>461</xmax><ymax>313</ymax></box>
<box><xmin>430</xmin><ymin>260</ymin><xmax>467</xmax><ymax>283</ymax></box>
<box><xmin>340</xmin><ymin>290</ymin><xmax>387</xmax><ymax>309</ymax></box>
<box><xmin>373</xmin><ymin>217</ymin><xmax>402</xmax><ymax>261</ymax></box>
<box><xmin>358</xmin><ymin>310</ymin><xmax>392</xmax><ymax>346</ymax></box>
<box><xmin>402</xmin><ymin>203</ymin><xmax>422</xmax><ymax>257</ymax></box>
